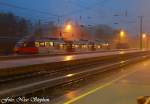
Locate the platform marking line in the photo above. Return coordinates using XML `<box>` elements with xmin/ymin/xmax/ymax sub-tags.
<box><xmin>64</xmin><ymin>69</ymin><xmax>139</xmax><ymax>104</ymax></box>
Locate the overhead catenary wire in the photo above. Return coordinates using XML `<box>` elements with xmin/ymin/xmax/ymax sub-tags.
<box><xmin>0</xmin><ymin>1</ymin><xmax>60</xmax><ymax>17</ymax></box>
<box><xmin>62</xmin><ymin>0</ymin><xmax>112</xmax><ymax>17</ymax></box>
<box><xmin>0</xmin><ymin>0</ymin><xmax>113</xmax><ymax>24</ymax></box>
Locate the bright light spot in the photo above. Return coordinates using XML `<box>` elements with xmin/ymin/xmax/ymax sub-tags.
<box><xmin>64</xmin><ymin>56</ymin><xmax>74</xmax><ymax>61</ymax></box>
<box><xmin>119</xmin><ymin>51</ymin><xmax>125</xmax><ymax>54</ymax></box>
<box><xmin>120</xmin><ymin>30</ymin><xmax>125</xmax><ymax>38</ymax></box>
<box><xmin>142</xmin><ymin>33</ymin><xmax>147</xmax><ymax>39</ymax></box>
<box><xmin>66</xmin><ymin>24</ymin><xmax>72</xmax><ymax>31</ymax></box>
<box><xmin>66</xmin><ymin>74</ymin><xmax>74</xmax><ymax>77</ymax></box>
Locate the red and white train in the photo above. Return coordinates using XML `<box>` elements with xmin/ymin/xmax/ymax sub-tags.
<box><xmin>14</xmin><ymin>37</ymin><xmax>110</xmax><ymax>54</ymax></box>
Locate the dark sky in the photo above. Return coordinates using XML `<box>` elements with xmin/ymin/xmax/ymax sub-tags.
<box><xmin>0</xmin><ymin>0</ymin><xmax>150</xmax><ymax>35</ymax></box>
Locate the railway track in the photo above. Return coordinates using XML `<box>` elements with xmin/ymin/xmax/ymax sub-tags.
<box><xmin>0</xmin><ymin>49</ymin><xmax>144</xmax><ymax>84</ymax></box>
<box><xmin>0</xmin><ymin>50</ymin><xmax>150</xmax><ymax>97</ymax></box>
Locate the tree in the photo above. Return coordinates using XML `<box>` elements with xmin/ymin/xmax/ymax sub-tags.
<box><xmin>0</xmin><ymin>12</ymin><xmax>32</xmax><ymax>54</ymax></box>
<box><xmin>0</xmin><ymin>12</ymin><xmax>31</xmax><ymax>37</ymax></box>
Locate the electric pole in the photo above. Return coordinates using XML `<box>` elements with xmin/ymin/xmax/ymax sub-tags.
<box><xmin>139</xmin><ymin>16</ymin><xmax>144</xmax><ymax>49</ymax></box>
<box><xmin>57</xmin><ymin>16</ymin><xmax>63</xmax><ymax>40</ymax></box>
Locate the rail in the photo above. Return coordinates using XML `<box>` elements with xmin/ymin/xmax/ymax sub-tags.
<box><xmin>0</xmin><ymin>50</ymin><xmax>150</xmax><ymax>97</ymax></box>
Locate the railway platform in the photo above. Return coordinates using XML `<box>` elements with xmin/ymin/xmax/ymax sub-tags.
<box><xmin>57</xmin><ymin>58</ymin><xmax>150</xmax><ymax>104</ymax></box>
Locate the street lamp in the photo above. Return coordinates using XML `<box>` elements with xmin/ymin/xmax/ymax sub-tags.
<box><xmin>63</xmin><ymin>23</ymin><xmax>73</xmax><ymax>40</ymax></box>
<box><xmin>142</xmin><ymin>33</ymin><xmax>146</xmax><ymax>39</ymax></box>
<box><xmin>120</xmin><ymin>30</ymin><xmax>125</xmax><ymax>38</ymax></box>
<box><xmin>119</xmin><ymin>30</ymin><xmax>125</xmax><ymax>43</ymax></box>
<box><xmin>65</xmin><ymin>24</ymin><xmax>72</xmax><ymax>32</ymax></box>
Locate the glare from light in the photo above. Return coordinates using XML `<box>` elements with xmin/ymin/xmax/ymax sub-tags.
<box><xmin>119</xmin><ymin>51</ymin><xmax>125</xmax><ymax>54</ymax></box>
<box><xmin>64</xmin><ymin>56</ymin><xmax>74</xmax><ymax>61</ymax></box>
<box><xmin>65</xmin><ymin>91</ymin><xmax>77</xmax><ymax>99</ymax></box>
<box><xmin>120</xmin><ymin>30</ymin><xmax>125</xmax><ymax>38</ymax></box>
<box><xmin>66</xmin><ymin>74</ymin><xmax>74</xmax><ymax>77</ymax></box>
<box><xmin>66</xmin><ymin>24</ymin><xmax>72</xmax><ymax>31</ymax></box>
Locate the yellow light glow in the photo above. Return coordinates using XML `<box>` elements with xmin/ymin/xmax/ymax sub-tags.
<box><xmin>66</xmin><ymin>24</ymin><xmax>72</xmax><ymax>31</ymax></box>
<box><xmin>120</xmin><ymin>30</ymin><xmax>125</xmax><ymax>38</ymax></box>
<box><xmin>64</xmin><ymin>56</ymin><xmax>73</xmax><ymax>61</ymax></box>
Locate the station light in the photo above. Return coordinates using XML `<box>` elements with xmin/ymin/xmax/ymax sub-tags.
<box><xmin>65</xmin><ymin>24</ymin><xmax>72</xmax><ymax>32</ymax></box>
<box><xmin>142</xmin><ymin>33</ymin><xmax>147</xmax><ymax>39</ymax></box>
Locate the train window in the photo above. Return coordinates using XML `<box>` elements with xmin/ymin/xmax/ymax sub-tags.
<box><xmin>35</xmin><ymin>42</ymin><xmax>40</xmax><ymax>47</ymax></box>
<box><xmin>49</xmin><ymin>42</ymin><xmax>53</xmax><ymax>46</ymax></box>
<box><xmin>83</xmin><ymin>45</ymin><xmax>87</xmax><ymax>48</ymax></box>
<box><xmin>39</xmin><ymin>42</ymin><xmax>45</xmax><ymax>47</ymax></box>
<box><xmin>45</xmin><ymin>42</ymin><xmax>50</xmax><ymax>47</ymax></box>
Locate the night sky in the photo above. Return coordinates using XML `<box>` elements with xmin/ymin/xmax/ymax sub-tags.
<box><xmin>0</xmin><ymin>0</ymin><xmax>150</xmax><ymax>35</ymax></box>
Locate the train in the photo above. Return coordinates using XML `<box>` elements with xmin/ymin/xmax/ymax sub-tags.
<box><xmin>14</xmin><ymin>37</ymin><xmax>110</xmax><ymax>54</ymax></box>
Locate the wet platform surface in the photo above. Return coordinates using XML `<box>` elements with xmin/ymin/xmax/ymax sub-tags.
<box><xmin>56</xmin><ymin>59</ymin><xmax>150</xmax><ymax>104</ymax></box>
